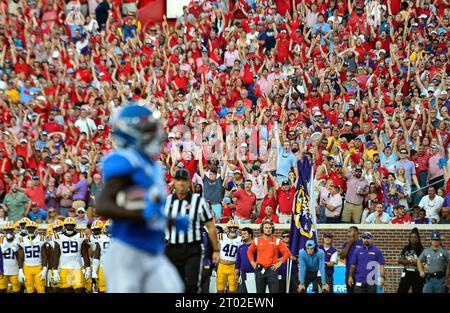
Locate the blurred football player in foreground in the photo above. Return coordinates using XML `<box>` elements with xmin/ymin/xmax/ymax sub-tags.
<box><xmin>96</xmin><ymin>105</ymin><xmax>185</xmax><ymax>293</ymax></box>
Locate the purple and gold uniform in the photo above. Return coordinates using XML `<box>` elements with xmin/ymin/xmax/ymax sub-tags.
<box><xmin>342</xmin><ymin>240</ymin><xmax>363</xmax><ymax>277</ymax></box>
<box><xmin>350</xmin><ymin>244</ymin><xmax>385</xmax><ymax>285</ymax></box>
<box><xmin>319</xmin><ymin>245</ymin><xmax>338</xmax><ymax>277</ymax></box>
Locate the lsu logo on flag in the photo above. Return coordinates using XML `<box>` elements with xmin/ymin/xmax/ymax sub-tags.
<box><xmin>289</xmin><ymin>155</ymin><xmax>317</xmax><ymax>255</ymax></box>
<box><xmin>293</xmin><ymin>186</ymin><xmax>315</xmax><ymax>240</ymax></box>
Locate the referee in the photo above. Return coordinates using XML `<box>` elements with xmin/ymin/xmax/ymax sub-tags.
<box><xmin>165</xmin><ymin>168</ymin><xmax>220</xmax><ymax>293</ymax></box>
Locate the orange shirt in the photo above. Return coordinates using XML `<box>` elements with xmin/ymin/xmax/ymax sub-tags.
<box><xmin>247</xmin><ymin>236</ymin><xmax>291</xmax><ymax>268</ymax></box>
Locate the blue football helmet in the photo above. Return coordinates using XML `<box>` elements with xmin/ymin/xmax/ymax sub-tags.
<box><xmin>111</xmin><ymin>105</ymin><xmax>164</xmax><ymax>157</ymax></box>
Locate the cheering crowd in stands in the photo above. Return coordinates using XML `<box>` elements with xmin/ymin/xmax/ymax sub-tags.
<box><xmin>0</xmin><ymin>0</ymin><xmax>450</xmax><ymax>226</ymax></box>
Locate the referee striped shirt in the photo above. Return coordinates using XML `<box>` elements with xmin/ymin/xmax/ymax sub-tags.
<box><xmin>165</xmin><ymin>192</ymin><xmax>214</xmax><ymax>244</ymax></box>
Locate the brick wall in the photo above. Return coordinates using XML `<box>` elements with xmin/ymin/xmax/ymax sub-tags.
<box><xmin>234</xmin><ymin>224</ymin><xmax>450</xmax><ymax>293</ymax></box>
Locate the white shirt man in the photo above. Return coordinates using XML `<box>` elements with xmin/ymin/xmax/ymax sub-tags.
<box><xmin>418</xmin><ymin>187</ymin><xmax>444</xmax><ymax>223</ymax></box>
<box><xmin>74</xmin><ymin>107</ymin><xmax>97</xmax><ymax>138</ymax></box>
<box><xmin>322</xmin><ymin>185</ymin><xmax>342</xmax><ymax>221</ymax></box>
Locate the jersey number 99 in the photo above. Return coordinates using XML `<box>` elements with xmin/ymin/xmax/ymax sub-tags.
<box><xmin>62</xmin><ymin>241</ymin><xmax>79</xmax><ymax>253</ymax></box>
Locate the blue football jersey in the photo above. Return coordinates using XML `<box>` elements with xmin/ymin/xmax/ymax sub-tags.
<box><xmin>101</xmin><ymin>148</ymin><xmax>167</xmax><ymax>255</ymax></box>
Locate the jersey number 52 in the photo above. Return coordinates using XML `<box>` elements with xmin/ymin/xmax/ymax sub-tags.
<box><xmin>25</xmin><ymin>246</ymin><xmax>40</xmax><ymax>258</ymax></box>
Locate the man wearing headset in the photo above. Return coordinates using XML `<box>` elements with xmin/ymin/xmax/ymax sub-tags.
<box><xmin>247</xmin><ymin>220</ymin><xmax>291</xmax><ymax>293</ymax></box>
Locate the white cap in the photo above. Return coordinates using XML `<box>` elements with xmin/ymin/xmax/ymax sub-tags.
<box><xmin>419</xmin><ymin>14</ymin><xmax>428</xmax><ymax>19</ymax></box>
<box><xmin>441</xmin><ymin>91</ymin><xmax>448</xmax><ymax>95</ymax></box>
<box><xmin>168</xmin><ymin>132</ymin><xmax>175</xmax><ymax>138</ymax></box>
<box><xmin>314</xmin><ymin>111</ymin><xmax>322</xmax><ymax>116</ymax></box>
<box><xmin>52</xmin><ymin>51</ymin><xmax>60</xmax><ymax>58</ymax></box>
<box><xmin>37</xmin><ymin>95</ymin><xmax>46</xmax><ymax>101</ymax></box>
<box><xmin>379</xmin><ymin>49</ymin><xmax>386</xmax><ymax>54</ymax></box>
<box><xmin>345</xmin><ymin>121</ymin><xmax>353</xmax><ymax>127</ymax></box>
<box><xmin>240</xmin><ymin>142</ymin><xmax>248</xmax><ymax>148</ymax></box>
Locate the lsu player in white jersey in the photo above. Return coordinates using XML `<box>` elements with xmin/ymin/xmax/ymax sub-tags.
<box><xmin>216</xmin><ymin>220</ymin><xmax>242</xmax><ymax>293</ymax></box>
<box><xmin>17</xmin><ymin>221</ymin><xmax>50</xmax><ymax>293</ymax></box>
<box><xmin>15</xmin><ymin>217</ymin><xmax>31</xmax><ymax>240</ymax></box>
<box><xmin>52</xmin><ymin>217</ymin><xmax>91</xmax><ymax>293</ymax></box>
<box><xmin>89</xmin><ymin>220</ymin><xmax>110</xmax><ymax>293</ymax></box>
<box><xmin>0</xmin><ymin>222</ymin><xmax>20</xmax><ymax>293</ymax></box>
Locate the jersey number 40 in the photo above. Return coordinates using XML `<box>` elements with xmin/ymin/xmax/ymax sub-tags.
<box><xmin>222</xmin><ymin>244</ymin><xmax>238</xmax><ymax>258</ymax></box>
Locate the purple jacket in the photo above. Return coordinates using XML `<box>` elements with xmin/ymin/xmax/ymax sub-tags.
<box><xmin>236</xmin><ymin>243</ymin><xmax>255</xmax><ymax>279</ymax></box>
<box><xmin>319</xmin><ymin>245</ymin><xmax>338</xmax><ymax>276</ymax></box>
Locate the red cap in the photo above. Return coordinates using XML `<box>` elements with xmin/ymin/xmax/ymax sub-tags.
<box><xmin>385</xmin><ymin>107</ymin><xmax>395</xmax><ymax>114</ymax></box>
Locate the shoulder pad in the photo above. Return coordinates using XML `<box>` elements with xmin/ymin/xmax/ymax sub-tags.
<box><xmin>102</xmin><ymin>151</ymin><xmax>136</xmax><ymax>180</ymax></box>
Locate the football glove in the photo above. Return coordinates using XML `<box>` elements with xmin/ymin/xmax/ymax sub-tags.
<box><xmin>53</xmin><ymin>270</ymin><xmax>60</xmax><ymax>283</ymax></box>
<box><xmin>84</xmin><ymin>267</ymin><xmax>92</xmax><ymax>280</ymax></box>
<box><xmin>18</xmin><ymin>269</ymin><xmax>26</xmax><ymax>283</ymax></box>
<box><xmin>38</xmin><ymin>267</ymin><xmax>48</xmax><ymax>281</ymax></box>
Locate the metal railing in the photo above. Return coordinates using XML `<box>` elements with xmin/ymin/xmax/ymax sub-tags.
<box><xmin>384</xmin><ymin>266</ymin><xmax>404</xmax><ymax>293</ymax></box>
<box><xmin>409</xmin><ymin>177</ymin><xmax>446</xmax><ymax>195</ymax></box>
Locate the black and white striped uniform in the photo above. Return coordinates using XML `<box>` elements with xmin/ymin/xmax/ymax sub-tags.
<box><xmin>165</xmin><ymin>191</ymin><xmax>214</xmax><ymax>293</ymax></box>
